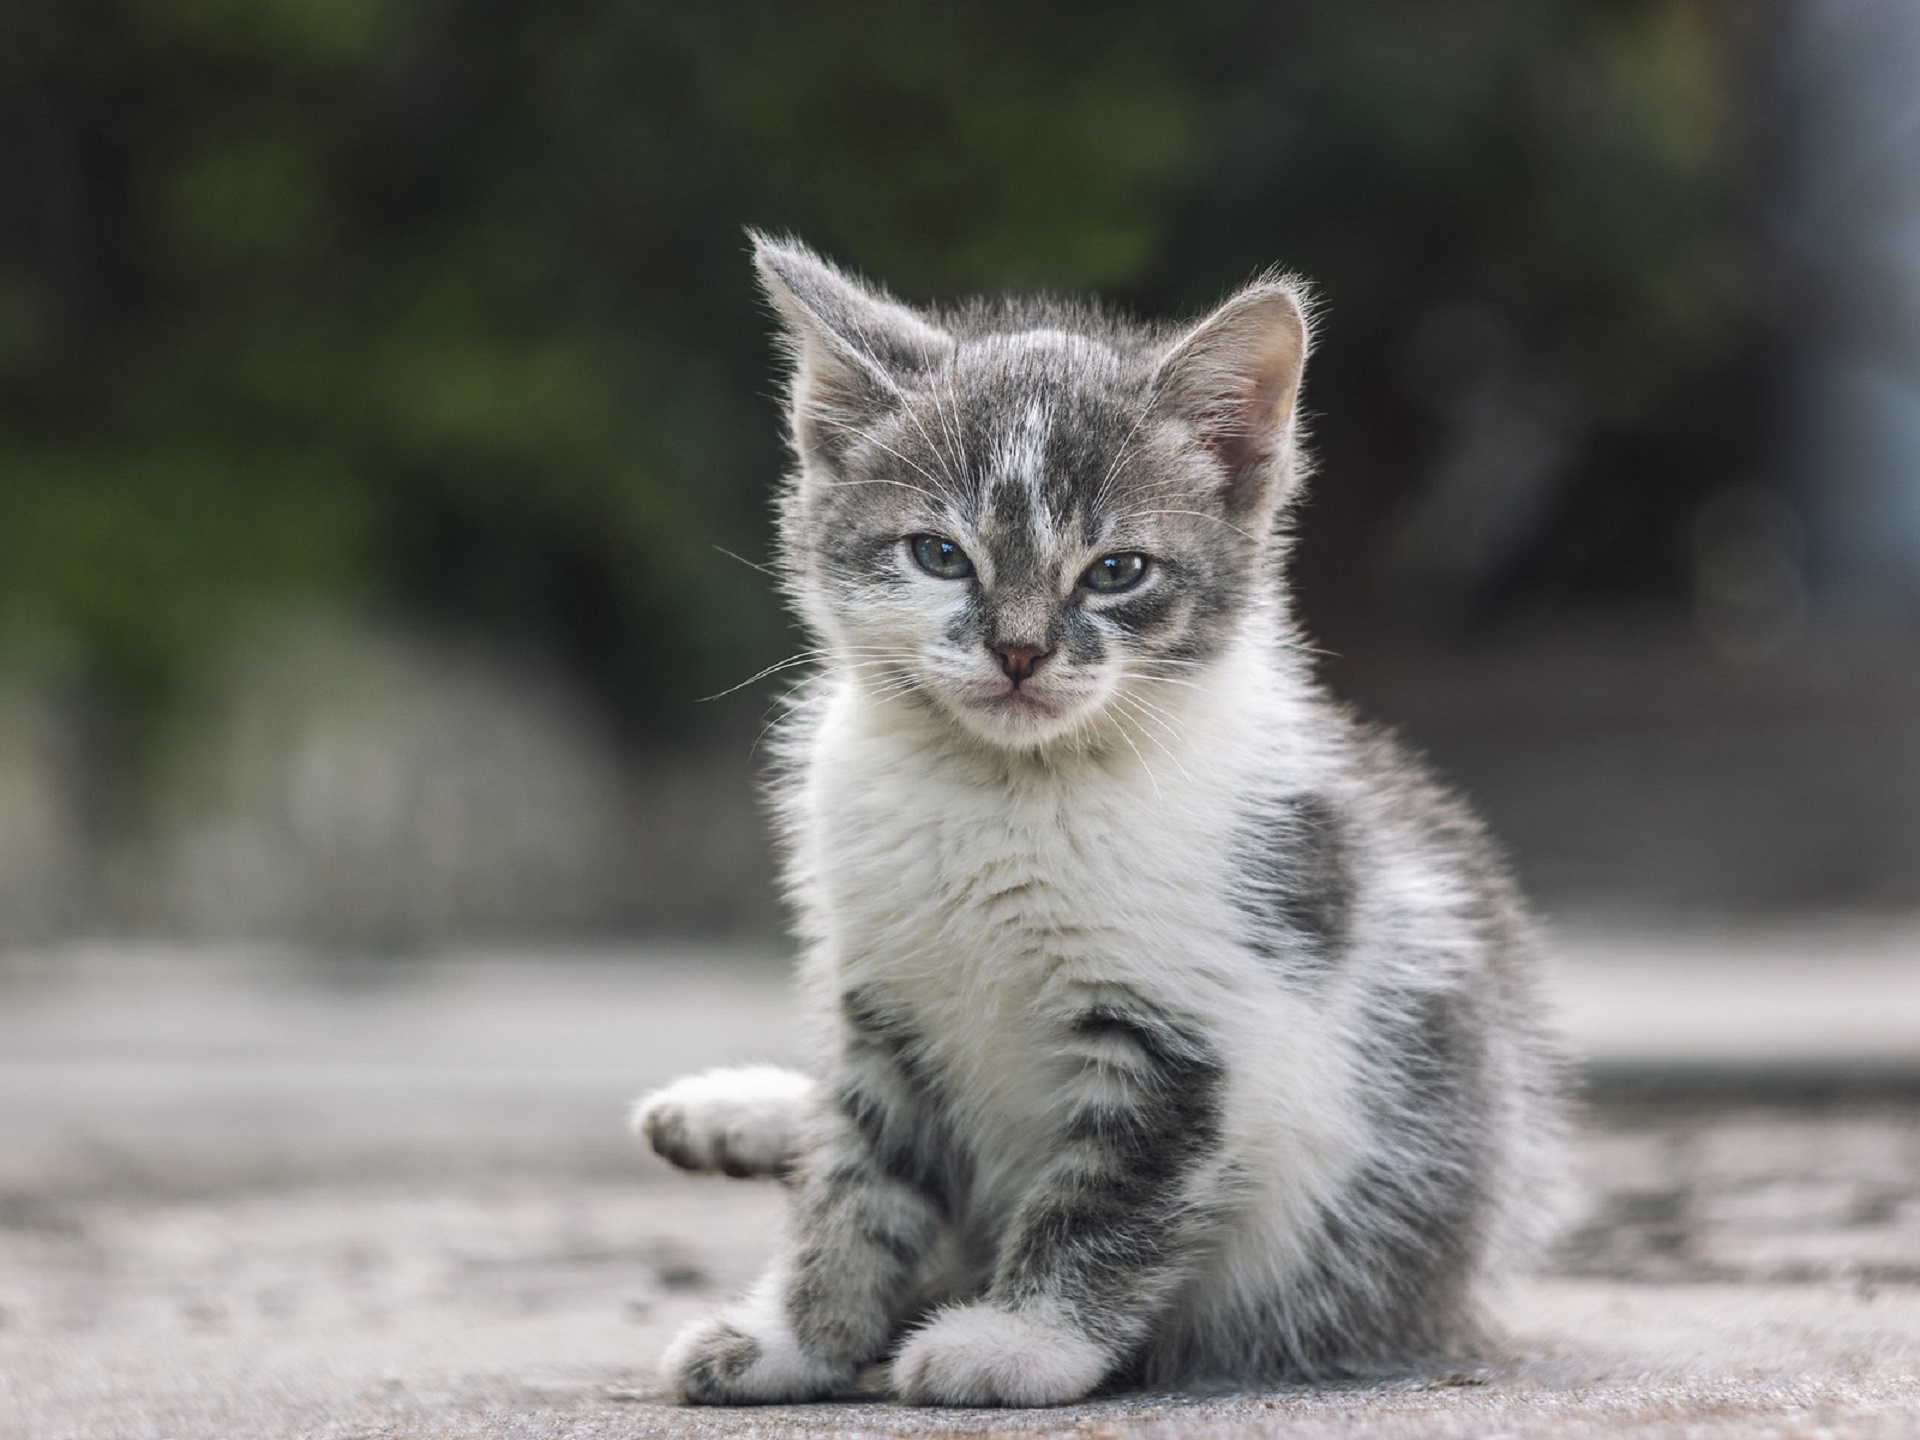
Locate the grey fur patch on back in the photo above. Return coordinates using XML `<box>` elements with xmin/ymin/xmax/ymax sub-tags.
<box><xmin>1233</xmin><ymin>792</ymin><xmax>1356</xmax><ymax>974</ymax></box>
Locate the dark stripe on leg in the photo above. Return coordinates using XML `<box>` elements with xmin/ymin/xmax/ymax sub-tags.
<box><xmin>780</xmin><ymin>987</ymin><xmax>962</xmax><ymax>1362</ymax></box>
<box><xmin>996</xmin><ymin>990</ymin><xmax>1224</xmax><ymax>1351</ymax></box>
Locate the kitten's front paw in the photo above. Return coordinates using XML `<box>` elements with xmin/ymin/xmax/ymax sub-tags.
<box><xmin>662</xmin><ymin>1313</ymin><xmax>848</xmax><ymax>1405</ymax></box>
<box><xmin>892</xmin><ymin>1303</ymin><xmax>1109</xmax><ymax>1407</ymax></box>
<box><xmin>632</xmin><ymin>1065</ymin><xmax>813</xmax><ymax>1178</ymax></box>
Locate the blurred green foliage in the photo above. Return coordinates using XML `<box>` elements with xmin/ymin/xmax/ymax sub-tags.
<box><xmin>0</xmin><ymin>0</ymin><xmax>1756</xmax><ymax>736</ymax></box>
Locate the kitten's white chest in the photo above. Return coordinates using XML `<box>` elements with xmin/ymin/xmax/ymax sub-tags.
<box><xmin>817</xmin><ymin>718</ymin><xmax>1215</xmax><ymax>984</ymax></box>
<box><xmin>824</xmin><ymin>757</ymin><xmax>1102</xmax><ymax>1068</ymax></box>
<box><xmin>802</xmin><ymin>695</ymin><xmax>1249</xmax><ymax>1197</ymax></box>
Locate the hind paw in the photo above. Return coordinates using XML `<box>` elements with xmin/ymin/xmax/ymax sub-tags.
<box><xmin>632</xmin><ymin>1066</ymin><xmax>813</xmax><ymax>1178</ymax></box>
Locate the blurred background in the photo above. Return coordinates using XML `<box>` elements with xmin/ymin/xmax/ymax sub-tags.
<box><xmin>6</xmin><ymin>10</ymin><xmax>1920</xmax><ymax>1431</ymax></box>
<box><xmin>3</xmin><ymin>0</ymin><xmax>1919</xmax><ymax>946</ymax></box>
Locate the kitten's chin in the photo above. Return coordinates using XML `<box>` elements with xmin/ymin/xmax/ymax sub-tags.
<box><xmin>939</xmin><ymin>682</ymin><xmax>1099</xmax><ymax>749</ymax></box>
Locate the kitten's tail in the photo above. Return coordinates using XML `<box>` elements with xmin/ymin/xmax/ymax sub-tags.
<box><xmin>630</xmin><ymin>1065</ymin><xmax>814</xmax><ymax>1180</ymax></box>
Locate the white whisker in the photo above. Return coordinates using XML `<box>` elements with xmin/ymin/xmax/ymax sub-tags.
<box><xmin>859</xmin><ymin>433</ymin><xmax>952</xmax><ymax>495</ymax></box>
<box><xmin>1111</xmin><ymin>693</ymin><xmax>1193</xmax><ymax>785</ymax></box>
<box><xmin>1105</xmin><ymin>708</ymin><xmax>1165</xmax><ymax>803</ymax></box>
<box><xmin>1091</xmin><ymin>366</ymin><xmax>1174</xmax><ymax>516</ymax></box>
<box><xmin>833</xmin><ymin>476</ymin><xmax>949</xmax><ymax>507</ymax></box>
<box><xmin>1125</xmin><ymin>509</ymin><xmax>1260</xmax><ymax>543</ymax></box>
<box><xmin>711</xmin><ymin>544</ymin><xmax>783</xmax><ymax>580</ymax></box>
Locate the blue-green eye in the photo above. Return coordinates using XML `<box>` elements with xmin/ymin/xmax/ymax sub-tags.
<box><xmin>910</xmin><ymin>534</ymin><xmax>974</xmax><ymax>580</ymax></box>
<box><xmin>1081</xmin><ymin>552</ymin><xmax>1149</xmax><ymax>593</ymax></box>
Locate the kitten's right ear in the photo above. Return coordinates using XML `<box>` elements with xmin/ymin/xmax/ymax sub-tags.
<box><xmin>751</xmin><ymin>234</ymin><xmax>952</xmax><ymax>466</ymax></box>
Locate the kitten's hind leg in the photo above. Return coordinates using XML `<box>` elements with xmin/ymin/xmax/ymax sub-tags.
<box><xmin>632</xmin><ymin>1065</ymin><xmax>814</xmax><ymax>1179</ymax></box>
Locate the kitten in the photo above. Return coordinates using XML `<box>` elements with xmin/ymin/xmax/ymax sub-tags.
<box><xmin>632</xmin><ymin>236</ymin><xmax>1565</xmax><ymax>1406</ymax></box>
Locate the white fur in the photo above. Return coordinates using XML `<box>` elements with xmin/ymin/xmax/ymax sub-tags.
<box><xmin>661</xmin><ymin>1265</ymin><xmax>846</xmax><ymax>1402</ymax></box>
<box><xmin>892</xmin><ymin>1302</ymin><xmax>1110</xmax><ymax>1407</ymax></box>
<box><xmin>1002</xmin><ymin>398</ymin><xmax>1054</xmax><ymax>522</ymax></box>
<box><xmin>632</xmin><ymin>1065</ymin><xmax>815</xmax><ymax>1178</ymax></box>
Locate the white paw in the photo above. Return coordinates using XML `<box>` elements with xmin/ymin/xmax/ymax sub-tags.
<box><xmin>891</xmin><ymin>1303</ymin><xmax>1109</xmax><ymax>1407</ymax></box>
<box><xmin>661</xmin><ymin>1275</ymin><xmax>849</xmax><ymax>1404</ymax></box>
<box><xmin>632</xmin><ymin>1066</ymin><xmax>814</xmax><ymax>1178</ymax></box>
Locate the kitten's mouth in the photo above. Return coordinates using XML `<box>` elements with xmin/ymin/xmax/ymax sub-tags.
<box><xmin>979</xmin><ymin>678</ymin><xmax>1056</xmax><ymax>710</ymax></box>
<box><xmin>952</xmin><ymin>676</ymin><xmax>1084</xmax><ymax>735</ymax></box>
<box><xmin>925</xmin><ymin>666</ymin><xmax>1096</xmax><ymax>743</ymax></box>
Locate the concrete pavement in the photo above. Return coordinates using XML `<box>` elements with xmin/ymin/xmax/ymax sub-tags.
<box><xmin>1</xmin><ymin>927</ymin><xmax>1917</xmax><ymax>1438</ymax></box>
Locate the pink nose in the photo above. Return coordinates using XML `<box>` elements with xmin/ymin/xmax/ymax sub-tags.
<box><xmin>993</xmin><ymin>645</ymin><xmax>1052</xmax><ymax>683</ymax></box>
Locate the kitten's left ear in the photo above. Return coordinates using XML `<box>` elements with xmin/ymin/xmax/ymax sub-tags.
<box><xmin>1151</xmin><ymin>276</ymin><xmax>1312</xmax><ymax>519</ymax></box>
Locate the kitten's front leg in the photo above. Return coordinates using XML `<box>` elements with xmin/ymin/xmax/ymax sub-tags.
<box><xmin>664</xmin><ymin>991</ymin><xmax>954</xmax><ymax>1404</ymax></box>
<box><xmin>893</xmin><ymin>987</ymin><xmax>1224</xmax><ymax>1406</ymax></box>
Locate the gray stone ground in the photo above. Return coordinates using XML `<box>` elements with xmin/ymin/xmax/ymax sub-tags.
<box><xmin>2</xmin><ymin>929</ymin><xmax>1918</xmax><ymax>1439</ymax></box>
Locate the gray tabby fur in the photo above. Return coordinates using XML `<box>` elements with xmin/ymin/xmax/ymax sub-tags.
<box><xmin>632</xmin><ymin>236</ymin><xmax>1567</xmax><ymax>1406</ymax></box>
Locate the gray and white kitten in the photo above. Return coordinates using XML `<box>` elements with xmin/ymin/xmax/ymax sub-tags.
<box><xmin>633</xmin><ymin>237</ymin><xmax>1565</xmax><ymax>1406</ymax></box>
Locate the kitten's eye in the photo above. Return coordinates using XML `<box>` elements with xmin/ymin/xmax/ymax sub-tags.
<box><xmin>1081</xmin><ymin>552</ymin><xmax>1149</xmax><ymax>593</ymax></box>
<box><xmin>909</xmin><ymin>534</ymin><xmax>975</xmax><ymax>580</ymax></box>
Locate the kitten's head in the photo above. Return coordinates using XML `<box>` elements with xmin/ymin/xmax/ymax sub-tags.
<box><xmin>755</xmin><ymin>235</ymin><xmax>1311</xmax><ymax>751</ymax></box>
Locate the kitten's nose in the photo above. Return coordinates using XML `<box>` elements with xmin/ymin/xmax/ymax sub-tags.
<box><xmin>993</xmin><ymin>645</ymin><xmax>1052</xmax><ymax>684</ymax></box>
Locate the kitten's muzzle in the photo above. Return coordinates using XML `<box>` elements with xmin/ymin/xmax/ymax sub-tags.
<box><xmin>993</xmin><ymin>644</ymin><xmax>1053</xmax><ymax>684</ymax></box>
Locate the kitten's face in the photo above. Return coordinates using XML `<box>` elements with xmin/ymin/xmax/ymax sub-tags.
<box><xmin>789</xmin><ymin>336</ymin><xmax>1252</xmax><ymax>746</ymax></box>
<box><xmin>757</xmin><ymin>241</ymin><xmax>1309</xmax><ymax>751</ymax></box>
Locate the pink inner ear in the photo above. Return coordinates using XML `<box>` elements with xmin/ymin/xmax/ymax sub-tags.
<box><xmin>1156</xmin><ymin>288</ymin><xmax>1307</xmax><ymax>519</ymax></box>
<box><xmin>1204</xmin><ymin>370</ymin><xmax>1293</xmax><ymax>515</ymax></box>
<box><xmin>787</xmin><ymin>332</ymin><xmax>900</xmax><ymax>466</ymax></box>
